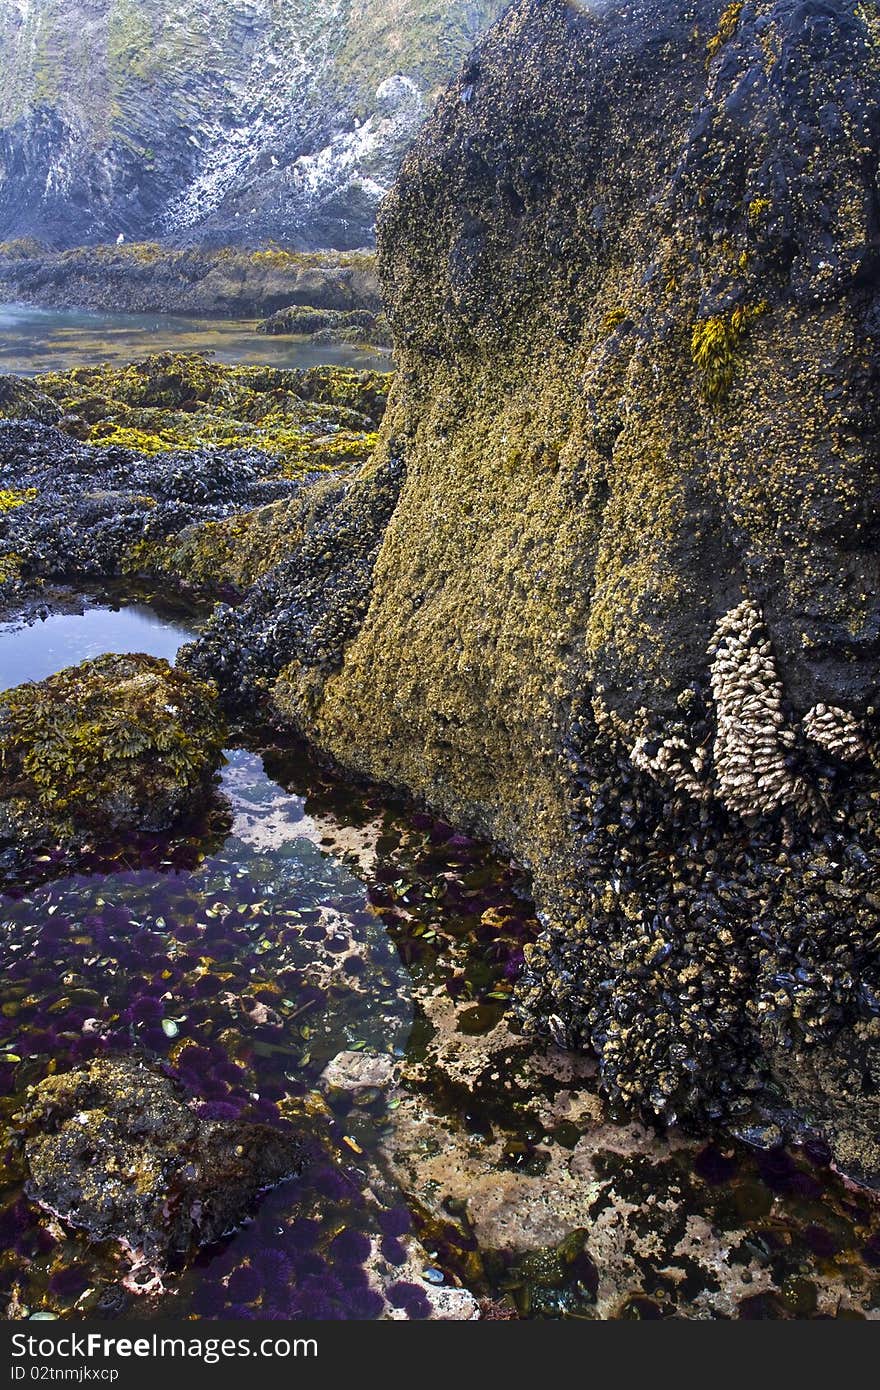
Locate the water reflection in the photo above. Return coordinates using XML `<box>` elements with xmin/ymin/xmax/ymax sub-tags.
<box><xmin>0</xmin><ymin>603</ymin><xmax>198</xmax><ymax>689</ymax></box>
<box><xmin>0</xmin><ymin>303</ymin><xmax>391</xmax><ymax>376</ymax></box>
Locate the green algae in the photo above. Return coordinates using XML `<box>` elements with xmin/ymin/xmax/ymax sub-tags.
<box><xmin>18</xmin><ymin>353</ymin><xmax>390</xmax><ymax>477</ymax></box>
<box><xmin>706</xmin><ymin>1</ymin><xmax>744</xmax><ymax>62</ymax></box>
<box><xmin>0</xmin><ymin>653</ymin><xmax>225</xmax><ymax>850</ymax></box>
<box><xmin>0</xmin><ymin>489</ymin><xmax>36</xmax><ymax>514</ymax></box>
<box><xmin>690</xmin><ymin>303</ymin><xmax>768</xmax><ymax>402</ymax></box>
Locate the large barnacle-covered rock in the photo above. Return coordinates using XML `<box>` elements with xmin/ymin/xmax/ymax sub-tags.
<box><xmin>0</xmin><ymin>653</ymin><xmax>226</xmax><ymax>853</ymax></box>
<box><xmin>16</xmin><ymin>1058</ymin><xmax>305</xmax><ymax>1259</ymax></box>
<box><xmin>190</xmin><ymin>0</ymin><xmax>880</xmax><ymax>1179</ymax></box>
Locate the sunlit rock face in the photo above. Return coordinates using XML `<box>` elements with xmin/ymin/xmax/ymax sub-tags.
<box><xmin>0</xmin><ymin>0</ymin><xmax>508</xmax><ymax>249</ymax></box>
<box><xmin>187</xmin><ymin>0</ymin><xmax>880</xmax><ymax>1177</ymax></box>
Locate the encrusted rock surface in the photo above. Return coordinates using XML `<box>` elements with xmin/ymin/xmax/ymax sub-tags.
<box><xmin>188</xmin><ymin>0</ymin><xmax>880</xmax><ymax>1179</ymax></box>
<box><xmin>0</xmin><ymin>354</ymin><xmax>391</xmax><ymax>610</ymax></box>
<box><xmin>0</xmin><ymin>244</ymin><xmax>381</xmax><ymax>318</ymax></box>
<box><xmin>0</xmin><ymin>653</ymin><xmax>225</xmax><ymax>854</ymax></box>
<box><xmin>15</xmin><ymin>1058</ymin><xmax>304</xmax><ymax>1259</ymax></box>
<box><xmin>258</xmin><ymin>303</ymin><xmax>392</xmax><ymax>349</ymax></box>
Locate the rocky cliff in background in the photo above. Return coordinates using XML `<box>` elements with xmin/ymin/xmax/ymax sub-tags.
<box><xmin>0</xmin><ymin>0</ymin><xmax>507</xmax><ymax>250</ymax></box>
<box><xmin>186</xmin><ymin>0</ymin><xmax>880</xmax><ymax>1181</ymax></box>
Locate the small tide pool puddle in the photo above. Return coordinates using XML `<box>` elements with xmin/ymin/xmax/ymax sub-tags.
<box><xmin>0</xmin><ymin>602</ymin><xmax>198</xmax><ymax>689</ymax></box>
<box><xmin>0</xmin><ymin>594</ymin><xmax>441</xmax><ymax>1319</ymax></box>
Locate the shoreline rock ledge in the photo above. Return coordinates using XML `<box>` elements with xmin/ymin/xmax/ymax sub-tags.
<box><xmin>190</xmin><ymin>0</ymin><xmax>880</xmax><ymax>1182</ymax></box>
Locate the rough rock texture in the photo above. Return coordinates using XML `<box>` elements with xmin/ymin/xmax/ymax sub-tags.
<box><xmin>257</xmin><ymin>303</ymin><xmax>392</xmax><ymax>348</ymax></box>
<box><xmin>192</xmin><ymin>0</ymin><xmax>880</xmax><ymax>1180</ymax></box>
<box><xmin>16</xmin><ymin>1058</ymin><xmax>304</xmax><ymax>1258</ymax></box>
<box><xmin>0</xmin><ymin>243</ymin><xmax>381</xmax><ymax>317</ymax></box>
<box><xmin>0</xmin><ymin>0</ymin><xmax>508</xmax><ymax>250</ymax></box>
<box><xmin>0</xmin><ymin>356</ymin><xmax>391</xmax><ymax>610</ymax></box>
<box><xmin>0</xmin><ymin>653</ymin><xmax>225</xmax><ymax>851</ymax></box>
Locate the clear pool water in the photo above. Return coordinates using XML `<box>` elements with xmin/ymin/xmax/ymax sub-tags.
<box><xmin>0</xmin><ymin>303</ymin><xmax>391</xmax><ymax>376</ymax></box>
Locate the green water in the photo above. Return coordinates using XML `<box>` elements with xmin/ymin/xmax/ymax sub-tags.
<box><xmin>0</xmin><ymin>303</ymin><xmax>391</xmax><ymax>376</ymax></box>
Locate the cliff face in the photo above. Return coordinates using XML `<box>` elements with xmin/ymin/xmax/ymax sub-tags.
<box><xmin>0</xmin><ymin>0</ymin><xmax>507</xmax><ymax>249</ymax></box>
<box><xmin>187</xmin><ymin>0</ymin><xmax>880</xmax><ymax>1177</ymax></box>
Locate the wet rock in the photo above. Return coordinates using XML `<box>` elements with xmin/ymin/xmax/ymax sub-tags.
<box><xmin>0</xmin><ymin>653</ymin><xmax>225</xmax><ymax>854</ymax></box>
<box><xmin>321</xmin><ymin>1050</ymin><xmax>399</xmax><ymax>1092</ymax></box>
<box><xmin>15</xmin><ymin>1058</ymin><xmax>304</xmax><ymax>1259</ymax></box>
<box><xmin>0</xmin><ymin>246</ymin><xmax>382</xmax><ymax>318</ymax></box>
<box><xmin>258</xmin><ymin>305</ymin><xmax>392</xmax><ymax>349</ymax></box>
<box><xmin>0</xmin><ymin>377</ymin><xmax>60</xmax><ymax>426</ymax></box>
<box><xmin>0</xmin><ymin>355</ymin><xmax>392</xmax><ymax>604</ymax></box>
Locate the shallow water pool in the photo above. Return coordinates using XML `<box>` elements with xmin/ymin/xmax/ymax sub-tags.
<box><xmin>2</xmin><ymin>599</ymin><xmax>880</xmax><ymax>1321</ymax></box>
<box><xmin>0</xmin><ymin>303</ymin><xmax>392</xmax><ymax>376</ymax></box>
<box><xmin>0</xmin><ymin>602</ymin><xmax>198</xmax><ymax>688</ymax></box>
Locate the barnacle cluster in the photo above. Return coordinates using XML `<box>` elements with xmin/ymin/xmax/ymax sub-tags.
<box><xmin>516</xmin><ymin>678</ymin><xmax>880</xmax><ymax>1151</ymax></box>
<box><xmin>628</xmin><ymin>599</ymin><xmax>822</xmax><ymax>817</ymax></box>
<box><xmin>709</xmin><ymin>599</ymin><xmax>810</xmax><ymax>817</ymax></box>
<box><xmin>630</xmin><ymin>729</ymin><xmax>711</xmax><ymax>801</ymax></box>
<box><xmin>802</xmin><ymin>703</ymin><xmax>868</xmax><ymax>763</ymax></box>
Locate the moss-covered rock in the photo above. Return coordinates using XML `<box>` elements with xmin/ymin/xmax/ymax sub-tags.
<box><xmin>0</xmin><ymin>375</ymin><xmax>60</xmax><ymax>425</ymax></box>
<box><xmin>27</xmin><ymin>353</ymin><xmax>390</xmax><ymax>470</ymax></box>
<box><xmin>0</xmin><ymin>653</ymin><xmax>225</xmax><ymax>852</ymax></box>
<box><xmin>190</xmin><ymin>0</ymin><xmax>880</xmax><ymax>1179</ymax></box>
<box><xmin>0</xmin><ymin>245</ymin><xmax>381</xmax><ymax>317</ymax></box>
<box><xmin>16</xmin><ymin>1057</ymin><xmax>304</xmax><ymax>1259</ymax></box>
<box><xmin>258</xmin><ymin>304</ymin><xmax>393</xmax><ymax>349</ymax></box>
<box><xmin>0</xmin><ymin>356</ymin><xmax>393</xmax><ymax>606</ymax></box>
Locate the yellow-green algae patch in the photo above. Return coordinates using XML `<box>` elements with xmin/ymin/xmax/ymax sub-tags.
<box><xmin>0</xmin><ymin>654</ymin><xmax>226</xmax><ymax>849</ymax></box>
<box><xmin>125</xmin><ymin>483</ymin><xmax>343</xmax><ymax>592</ymax></box>
<box><xmin>24</xmin><ymin>353</ymin><xmax>390</xmax><ymax>478</ymax></box>
<box><xmin>0</xmin><ymin>488</ymin><xmax>36</xmax><ymax>513</ymax></box>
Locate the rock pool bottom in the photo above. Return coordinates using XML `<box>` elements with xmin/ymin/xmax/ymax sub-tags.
<box><xmin>2</xmin><ymin>600</ymin><xmax>880</xmax><ymax>1319</ymax></box>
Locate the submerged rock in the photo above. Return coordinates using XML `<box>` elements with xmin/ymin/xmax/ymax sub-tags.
<box><xmin>0</xmin><ymin>653</ymin><xmax>225</xmax><ymax>853</ymax></box>
<box><xmin>16</xmin><ymin>1058</ymin><xmax>304</xmax><ymax>1259</ymax></box>
<box><xmin>191</xmin><ymin>0</ymin><xmax>880</xmax><ymax>1179</ymax></box>
<box><xmin>258</xmin><ymin>304</ymin><xmax>392</xmax><ymax>349</ymax></box>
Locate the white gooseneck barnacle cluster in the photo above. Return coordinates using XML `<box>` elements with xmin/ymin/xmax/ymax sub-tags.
<box><xmin>627</xmin><ymin>598</ymin><xmax>869</xmax><ymax>818</ymax></box>
<box><xmin>630</xmin><ymin>731</ymin><xmax>712</xmax><ymax>801</ymax></box>
<box><xmin>708</xmin><ymin>598</ymin><xmax>810</xmax><ymax>817</ymax></box>
<box><xmin>802</xmin><ymin>703</ymin><xmax>867</xmax><ymax>762</ymax></box>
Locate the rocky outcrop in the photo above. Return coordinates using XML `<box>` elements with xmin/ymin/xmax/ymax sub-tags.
<box><xmin>258</xmin><ymin>304</ymin><xmax>391</xmax><ymax>348</ymax></box>
<box><xmin>16</xmin><ymin>1058</ymin><xmax>305</xmax><ymax>1259</ymax></box>
<box><xmin>0</xmin><ymin>0</ymin><xmax>508</xmax><ymax>250</ymax></box>
<box><xmin>0</xmin><ymin>355</ymin><xmax>391</xmax><ymax>610</ymax></box>
<box><xmin>0</xmin><ymin>654</ymin><xmax>225</xmax><ymax>853</ymax></box>
<box><xmin>0</xmin><ymin>243</ymin><xmax>381</xmax><ymax>317</ymax></box>
<box><xmin>188</xmin><ymin>0</ymin><xmax>880</xmax><ymax>1180</ymax></box>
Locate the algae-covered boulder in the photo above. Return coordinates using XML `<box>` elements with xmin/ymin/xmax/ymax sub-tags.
<box><xmin>17</xmin><ymin>1058</ymin><xmax>304</xmax><ymax>1258</ymax></box>
<box><xmin>190</xmin><ymin>0</ymin><xmax>880</xmax><ymax>1180</ymax></box>
<box><xmin>0</xmin><ymin>376</ymin><xmax>60</xmax><ymax>425</ymax></box>
<box><xmin>0</xmin><ymin>653</ymin><xmax>225</xmax><ymax>851</ymax></box>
